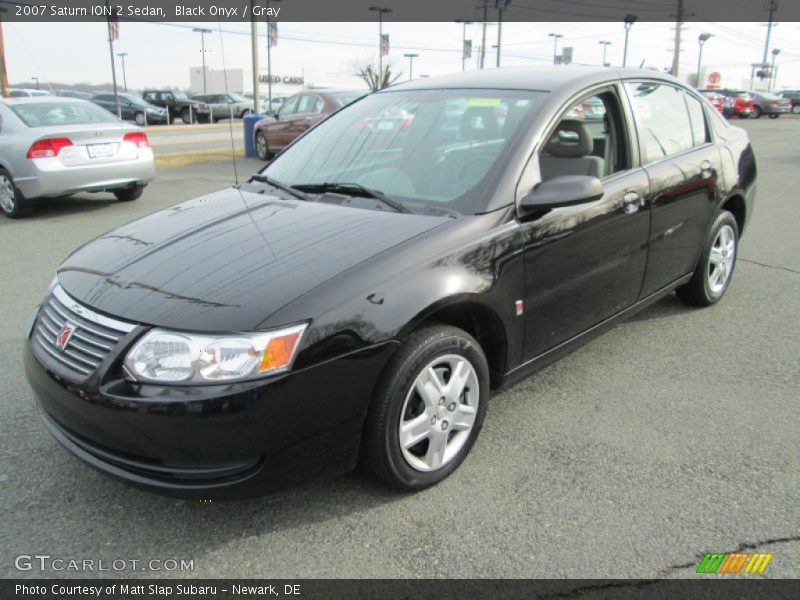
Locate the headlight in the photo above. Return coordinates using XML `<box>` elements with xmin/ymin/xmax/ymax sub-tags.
<box><xmin>124</xmin><ymin>324</ymin><xmax>307</xmax><ymax>384</ymax></box>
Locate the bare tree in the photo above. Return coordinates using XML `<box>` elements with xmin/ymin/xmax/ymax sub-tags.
<box><xmin>351</xmin><ymin>56</ymin><xmax>402</xmax><ymax>91</ymax></box>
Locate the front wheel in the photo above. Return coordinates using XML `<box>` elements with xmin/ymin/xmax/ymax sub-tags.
<box><xmin>360</xmin><ymin>325</ymin><xmax>489</xmax><ymax>491</ymax></box>
<box><xmin>792</xmin><ymin>105</ymin><xmax>800</xmax><ymax>114</ymax></box>
<box><xmin>134</xmin><ymin>112</ymin><xmax>146</xmax><ymax>126</ymax></box>
<box><xmin>180</xmin><ymin>108</ymin><xmax>193</xmax><ymax>124</ymax></box>
<box><xmin>677</xmin><ymin>211</ymin><xmax>739</xmax><ymax>307</ymax></box>
<box><xmin>751</xmin><ymin>106</ymin><xmax>762</xmax><ymax>119</ymax></box>
<box><xmin>0</xmin><ymin>168</ymin><xmax>30</xmax><ymax>218</ymax></box>
<box><xmin>114</xmin><ymin>184</ymin><xmax>145</xmax><ymax>202</ymax></box>
<box><xmin>769</xmin><ymin>113</ymin><xmax>780</xmax><ymax>119</ymax></box>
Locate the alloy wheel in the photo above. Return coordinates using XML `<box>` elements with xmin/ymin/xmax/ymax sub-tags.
<box><xmin>398</xmin><ymin>354</ymin><xmax>480</xmax><ymax>472</ymax></box>
<box><xmin>708</xmin><ymin>224</ymin><xmax>736</xmax><ymax>295</ymax></box>
<box><xmin>255</xmin><ymin>133</ymin><xmax>268</xmax><ymax>159</ymax></box>
<box><xmin>0</xmin><ymin>174</ymin><xmax>16</xmax><ymax>214</ymax></box>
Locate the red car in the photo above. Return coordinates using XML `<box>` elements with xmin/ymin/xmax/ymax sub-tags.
<box><xmin>703</xmin><ymin>89</ymin><xmax>755</xmax><ymax>119</ymax></box>
<box><xmin>699</xmin><ymin>90</ymin><xmax>725</xmax><ymax>114</ymax></box>
<box><xmin>253</xmin><ymin>90</ymin><xmax>364</xmax><ymax>160</ymax></box>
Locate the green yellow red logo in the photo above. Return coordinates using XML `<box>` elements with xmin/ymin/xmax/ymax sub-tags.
<box><xmin>696</xmin><ymin>552</ymin><xmax>773</xmax><ymax>574</ymax></box>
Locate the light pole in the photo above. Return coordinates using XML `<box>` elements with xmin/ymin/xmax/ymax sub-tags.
<box><xmin>193</xmin><ymin>27</ymin><xmax>212</xmax><ymax>93</ymax></box>
<box><xmin>549</xmin><ymin>33</ymin><xmax>563</xmax><ymax>64</ymax></box>
<box><xmin>622</xmin><ymin>14</ymin><xmax>637</xmax><ymax>67</ymax></box>
<box><xmin>495</xmin><ymin>0</ymin><xmax>510</xmax><ymax>68</ymax></box>
<box><xmin>265</xmin><ymin>0</ymin><xmax>282</xmax><ymax>112</ymax></box>
<box><xmin>770</xmin><ymin>48</ymin><xmax>781</xmax><ymax>91</ymax></box>
<box><xmin>696</xmin><ymin>33</ymin><xmax>711</xmax><ymax>88</ymax></box>
<box><xmin>369</xmin><ymin>6</ymin><xmax>392</xmax><ymax>85</ymax></box>
<box><xmin>455</xmin><ymin>19</ymin><xmax>471</xmax><ymax>71</ymax></box>
<box><xmin>404</xmin><ymin>53</ymin><xmax>418</xmax><ymax>81</ymax></box>
<box><xmin>599</xmin><ymin>41</ymin><xmax>611</xmax><ymax>66</ymax></box>
<box><xmin>0</xmin><ymin>5</ymin><xmax>7</xmax><ymax>98</ymax></box>
<box><xmin>116</xmin><ymin>52</ymin><xmax>128</xmax><ymax>91</ymax></box>
<box><xmin>31</xmin><ymin>76</ymin><xmax>39</xmax><ymax>90</ymax></box>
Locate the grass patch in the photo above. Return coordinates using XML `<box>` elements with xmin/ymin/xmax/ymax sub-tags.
<box><xmin>156</xmin><ymin>147</ymin><xmax>246</xmax><ymax>169</ymax></box>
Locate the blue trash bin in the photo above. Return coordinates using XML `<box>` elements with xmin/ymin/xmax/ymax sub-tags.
<box><xmin>243</xmin><ymin>113</ymin><xmax>263</xmax><ymax>158</ymax></box>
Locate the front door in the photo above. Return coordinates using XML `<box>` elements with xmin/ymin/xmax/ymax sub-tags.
<box><xmin>521</xmin><ymin>86</ymin><xmax>651</xmax><ymax>360</ymax></box>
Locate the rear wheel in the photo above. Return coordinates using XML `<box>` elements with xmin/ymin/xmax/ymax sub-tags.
<box><xmin>361</xmin><ymin>324</ymin><xmax>489</xmax><ymax>491</ymax></box>
<box><xmin>114</xmin><ymin>184</ymin><xmax>145</xmax><ymax>202</ymax></box>
<box><xmin>677</xmin><ymin>211</ymin><xmax>738</xmax><ymax>307</ymax></box>
<box><xmin>180</xmin><ymin>108</ymin><xmax>193</xmax><ymax>124</ymax></box>
<box><xmin>0</xmin><ymin>169</ymin><xmax>30</xmax><ymax>219</ymax></box>
<box><xmin>255</xmin><ymin>131</ymin><xmax>271</xmax><ymax>161</ymax></box>
<box><xmin>769</xmin><ymin>113</ymin><xmax>780</xmax><ymax>119</ymax></box>
<box><xmin>792</xmin><ymin>105</ymin><xmax>800</xmax><ymax>115</ymax></box>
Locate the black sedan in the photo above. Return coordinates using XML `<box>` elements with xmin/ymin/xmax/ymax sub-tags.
<box><xmin>25</xmin><ymin>67</ymin><xmax>756</xmax><ymax>498</ymax></box>
<box><xmin>92</xmin><ymin>92</ymin><xmax>168</xmax><ymax>126</ymax></box>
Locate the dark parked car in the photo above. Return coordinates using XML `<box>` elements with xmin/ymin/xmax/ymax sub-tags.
<box><xmin>141</xmin><ymin>90</ymin><xmax>210</xmax><ymax>124</ymax></box>
<box><xmin>702</xmin><ymin>89</ymin><xmax>754</xmax><ymax>118</ymax></box>
<box><xmin>749</xmin><ymin>91</ymin><xmax>791</xmax><ymax>119</ymax></box>
<box><xmin>775</xmin><ymin>89</ymin><xmax>800</xmax><ymax>114</ymax></box>
<box><xmin>92</xmin><ymin>92</ymin><xmax>167</xmax><ymax>126</ymax></box>
<box><xmin>253</xmin><ymin>89</ymin><xmax>365</xmax><ymax>160</ymax></box>
<box><xmin>55</xmin><ymin>90</ymin><xmax>94</xmax><ymax>101</ymax></box>
<box><xmin>25</xmin><ymin>67</ymin><xmax>755</xmax><ymax>498</ymax></box>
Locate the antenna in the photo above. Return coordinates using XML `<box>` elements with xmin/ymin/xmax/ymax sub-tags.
<box><xmin>216</xmin><ymin>22</ymin><xmax>239</xmax><ymax>185</ymax></box>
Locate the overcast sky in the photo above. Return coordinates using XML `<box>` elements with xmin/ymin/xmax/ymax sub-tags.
<box><xmin>5</xmin><ymin>21</ymin><xmax>800</xmax><ymax>92</ymax></box>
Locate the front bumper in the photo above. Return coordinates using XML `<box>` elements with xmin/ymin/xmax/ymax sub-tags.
<box><xmin>25</xmin><ymin>340</ymin><xmax>397</xmax><ymax>498</ymax></box>
<box><xmin>15</xmin><ymin>153</ymin><xmax>155</xmax><ymax>199</ymax></box>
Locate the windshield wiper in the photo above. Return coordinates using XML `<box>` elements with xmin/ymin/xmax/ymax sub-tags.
<box><xmin>249</xmin><ymin>174</ymin><xmax>309</xmax><ymax>201</ymax></box>
<box><xmin>292</xmin><ymin>182</ymin><xmax>410</xmax><ymax>213</ymax></box>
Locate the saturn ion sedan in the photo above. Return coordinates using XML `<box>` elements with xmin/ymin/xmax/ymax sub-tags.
<box><xmin>25</xmin><ymin>67</ymin><xmax>756</xmax><ymax>498</ymax></box>
<box><xmin>0</xmin><ymin>98</ymin><xmax>155</xmax><ymax>218</ymax></box>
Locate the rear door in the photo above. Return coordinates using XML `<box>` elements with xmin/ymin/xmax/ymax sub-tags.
<box><xmin>624</xmin><ymin>82</ymin><xmax>720</xmax><ymax>296</ymax></box>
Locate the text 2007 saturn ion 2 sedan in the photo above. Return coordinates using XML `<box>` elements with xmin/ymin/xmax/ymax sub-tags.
<box><xmin>25</xmin><ymin>67</ymin><xmax>756</xmax><ymax>498</ymax></box>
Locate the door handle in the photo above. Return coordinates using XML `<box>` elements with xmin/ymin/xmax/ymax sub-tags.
<box><xmin>621</xmin><ymin>191</ymin><xmax>644</xmax><ymax>214</ymax></box>
<box><xmin>700</xmin><ymin>160</ymin><xmax>713</xmax><ymax>178</ymax></box>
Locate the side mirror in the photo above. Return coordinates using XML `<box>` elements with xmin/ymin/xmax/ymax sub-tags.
<box><xmin>520</xmin><ymin>175</ymin><xmax>604</xmax><ymax>213</ymax></box>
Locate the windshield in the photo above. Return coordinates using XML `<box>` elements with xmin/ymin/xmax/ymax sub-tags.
<box><xmin>261</xmin><ymin>88</ymin><xmax>545</xmax><ymax>215</ymax></box>
<box><xmin>10</xmin><ymin>101</ymin><xmax>119</xmax><ymax>127</ymax></box>
<box><xmin>229</xmin><ymin>93</ymin><xmax>246</xmax><ymax>102</ymax></box>
<box><xmin>173</xmin><ymin>91</ymin><xmax>189</xmax><ymax>100</ymax></box>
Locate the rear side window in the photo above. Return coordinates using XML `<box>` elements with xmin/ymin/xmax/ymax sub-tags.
<box><xmin>625</xmin><ymin>82</ymin><xmax>693</xmax><ymax>164</ymax></box>
<box><xmin>684</xmin><ymin>93</ymin><xmax>708</xmax><ymax>147</ymax></box>
<box><xmin>10</xmin><ymin>102</ymin><xmax>119</xmax><ymax>127</ymax></box>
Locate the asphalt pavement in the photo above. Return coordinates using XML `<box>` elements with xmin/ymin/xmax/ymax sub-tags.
<box><xmin>0</xmin><ymin>119</ymin><xmax>797</xmax><ymax>579</ymax></box>
<box><xmin>147</xmin><ymin>122</ymin><xmax>246</xmax><ymax>155</ymax></box>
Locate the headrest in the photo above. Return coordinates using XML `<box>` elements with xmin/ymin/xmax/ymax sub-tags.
<box><xmin>460</xmin><ymin>106</ymin><xmax>499</xmax><ymax>141</ymax></box>
<box><xmin>545</xmin><ymin>119</ymin><xmax>593</xmax><ymax>158</ymax></box>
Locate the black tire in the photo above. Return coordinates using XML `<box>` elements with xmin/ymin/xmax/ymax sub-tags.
<box><xmin>677</xmin><ymin>211</ymin><xmax>739</xmax><ymax>307</ymax></box>
<box><xmin>769</xmin><ymin>113</ymin><xmax>780</xmax><ymax>119</ymax></box>
<box><xmin>114</xmin><ymin>184</ymin><xmax>145</xmax><ymax>202</ymax></box>
<box><xmin>134</xmin><ymin>112</ymin><xmax>146</xmax><ymax>126</ymax></box>
<box><xmin>737</xmin><ymin>113</ymin><xmax>750</xmax><ymax>119</ymax></box>
<box><xmin>180</xmin><ymin>108</ymin><xmax>192</xmax><ymax>124</ymax></box>
<box><xmin>752</xmin><ymin>106</ymin><xmax>762</xmax><ymax>119</ymax></box>
<box><xmin>255</xmin><ymin>131</ymin><xmax>271</xmax><ymax>161</ymax></box>
<box><xmin>0</xmin><ymin>168</ymin><xmax>30</xmax><ymax>218</ymax></box>
<box><xmin>360</xmin><ymin>324</ymin><xmax>490</xmax><ymax>491</ymax></box>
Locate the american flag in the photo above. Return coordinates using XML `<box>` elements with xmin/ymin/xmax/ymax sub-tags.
<box><xmin>268</xmin><ymin>21</ymin><xmax>278</xmax><ymax>48</ymax></box>
<box><xmin>463</xmin><ymin>39</ymin><xmax>472</xmax><ymax>60</ymax></box>
<box><xmin>108</xmin><ymin>14</ymin><xmax>119</xmax><ymax>41</ymax></box>
<box><xmin>380</xmin><ymin>33</ymin><xmax>389</xmax><ymax>57</ymax></box>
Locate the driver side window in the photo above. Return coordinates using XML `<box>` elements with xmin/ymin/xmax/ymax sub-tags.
<box><xmin>539</xmin><ymin>90</ymin><xmax>630</xmax><ymax>182</ymax></box>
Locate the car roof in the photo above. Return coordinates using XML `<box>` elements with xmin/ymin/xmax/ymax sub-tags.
<box><xmin>381</xmin><ymin>65</ymin><xmax>685</xmax><ymax>95</ymax></box>
<box><xmin>0</xmin><ymin>96</ymin><xmax>89</xmax><ymax>105</ymax></box>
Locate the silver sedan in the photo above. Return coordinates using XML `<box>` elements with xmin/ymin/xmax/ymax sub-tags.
<box><xmin>0</xmin><ymin>97</ymin><xmax>155</xmax><ymax>218</ymax></box>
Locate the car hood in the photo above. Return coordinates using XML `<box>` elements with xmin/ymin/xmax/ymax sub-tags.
<box><xmin>58</xmin><ymin>187</ymin><xmax>449</xmax><ymax>331</ymax></box>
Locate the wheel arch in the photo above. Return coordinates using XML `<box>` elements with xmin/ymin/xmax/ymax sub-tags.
<box><xmin>720</xmin><ymin>193</ymin><xmax>746</xmax><ymax>236</ymax></box>
<box><xmin>398</xmin><ymin>298</ymin><xmax>508</xmax><ymax>390</ymax></box>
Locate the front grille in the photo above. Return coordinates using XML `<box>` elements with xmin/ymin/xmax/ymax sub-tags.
<box><xmin>32</xmin><ymin>284</ymin><xmax>136</xmax><ymax>382</ymax></box>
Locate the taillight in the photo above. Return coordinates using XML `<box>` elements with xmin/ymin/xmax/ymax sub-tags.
<box><xmin>769</xmin><ymin>100</ymin><xmax>779</xmax><ymax>105</ymax></box>
<box><xmin>122</xmin><ymin>132</ymin><xmax>150</xmax><ymax>149</ymax></box>
<box><xmin>26</xmin><ymin>137</ymin><xmax>73</xmax><ymax>159</ymax></box>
